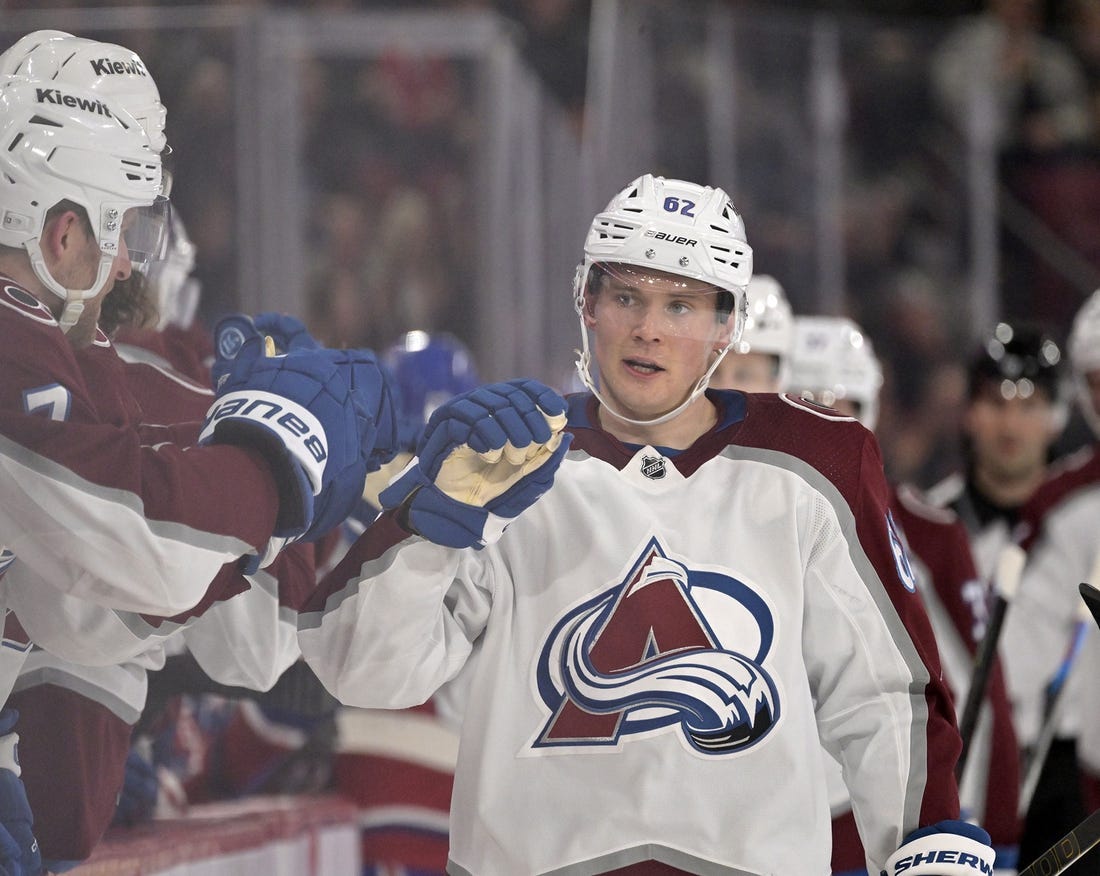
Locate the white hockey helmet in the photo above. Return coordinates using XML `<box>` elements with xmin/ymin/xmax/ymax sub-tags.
<box><xmin>788</xmin><ymin>315</ymin><xmax>884</xmax><ymax>430</ymax></box>
<box><xmin>573</xmin><ymin>174</ymin><xmax>753</xmax><ymax>426</ymax></box>
<box><xmin>1068</xmin><ymin>289</ymin><xmax>1100</xmax><ymax>437</ymax></box>
<box><xmin>0</xmin><ymin>30</ymin><xmax>167</xmax><ymax>154</ymax></box>
<box><xmin>0</xmin><ymin>78</ymin><xmax>166</xmax><ymax>331</ymax></box>
<box><xmin>735</xmin><ymin>273</ymin><xmax>794</xmax><ymax>386</ymax></box>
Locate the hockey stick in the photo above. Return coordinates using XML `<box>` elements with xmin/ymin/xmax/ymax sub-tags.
<box><xmin>1012</xmin><ymin>581</ymin><xmax>1100</xmax><ymax>876</ymax></box>
<box><xmin>1018</xmin><ymin>554</ymin><xmax>1100</xmax><ymax>816</ymax></box>
<box><xmin>1017</xmin><ymin>805</ymin><xmax>1100</xmax><ymax>876</ymax></box>
<box><xmin>956</xmin><ymin>543</ymin><xmax>1027</xmax><ymax>779</ymax></box>
<box><xmin>1017</xmin><ymin>599</ymin><xmax>1092</xmax><ymax>818</ymax></box>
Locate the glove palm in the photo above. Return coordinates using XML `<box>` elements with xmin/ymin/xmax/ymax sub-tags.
<box><xmin>380</xmin><ymin>379</ymin><xmax>571</xmax><ymax>548</ymax></box>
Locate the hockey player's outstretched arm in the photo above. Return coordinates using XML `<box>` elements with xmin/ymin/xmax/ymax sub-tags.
<box><xmin>379</xmin><ymin>379</ymin><xmax>571</xmax><ymax>549</ymax></box>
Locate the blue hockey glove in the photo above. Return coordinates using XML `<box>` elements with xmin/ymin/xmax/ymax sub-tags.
<box><xmin>112</xmin><ymin>740</ymin><xmax>158</xmax><ymax>827</ymax></box>
<box><xmin>880</xmin><ymin>820</ymin><xmax>993</xmax><ymax>876</ymax></box>
<box><xmin>298</xmin><ymin>347</ymin><xmax>399</xmax><ymax>544</ymax></box>
<box><xmin>379</xmin><ymin>379</ymin><xmax>571</xmax><ymax>549</ymax></box>
<box><xmin>211</xmin><ymin>312</ymin><xmax>319</xmax><ymax>391</ymax></box>
<box><xmin>199</xmin><ymin>336</ymin><xmax>366</xmax><ymax>543</ymax></box>
<box><xmin>0</xmin><ymin>710</ymin><xmax>41</xmax><ymax>876</ymax></box>
<box><xmin>0</xmin><ymin>824</ymin><xmax>20</xmax><ymax>876</ymax></box>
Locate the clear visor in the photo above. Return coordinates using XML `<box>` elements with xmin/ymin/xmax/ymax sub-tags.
<box><xmin>585</xmin><ymin>262</ymin><xmax>735</xmax><ymax>343</ymax></box>
<box><xmin>114</xmin><ymin>196</ymin><xmax>171</xmax><ymax>273</ymax></box>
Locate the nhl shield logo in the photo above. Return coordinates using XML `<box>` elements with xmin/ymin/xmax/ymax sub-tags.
<box><xmin>641</xmin><ymin>455</ymin><xmax>667</xmax><ymax>480</ymax></box>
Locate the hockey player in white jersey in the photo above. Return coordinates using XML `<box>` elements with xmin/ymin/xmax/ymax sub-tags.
<box><xmin>299</xmin><ymin>174</ymin><xmax>995</xmax><ymax>875</ymax></box>
<box><xmin>998</xmin><ymin>289</ymin><xmax>1100</xmax><ymax>868</ymax></box>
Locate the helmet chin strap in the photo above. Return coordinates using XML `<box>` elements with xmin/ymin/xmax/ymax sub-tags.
<box><xmin>574</xmin><ymin>313</ymin><xmax>735</xmax><ymax>429</ymax></box>
<box><xmin>25</xmin><ymin>239</ymin><xmax>116</xmax><ymax>333</ymax></box>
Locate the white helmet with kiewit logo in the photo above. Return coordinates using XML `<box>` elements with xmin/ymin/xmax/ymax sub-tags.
<box><xmin>0</xmin><ymin>79</ymin><xmax>167</xmax><ymax>332</ymax></box>
<box><xmin>0</xmin><ymin>30</ymin><xmax>167</xmax><ymax>154</ymax></box>
<box><xmin>572</xmin><ymin>174</ymin><xmax>753</xmax><ymax>426</ymax></box>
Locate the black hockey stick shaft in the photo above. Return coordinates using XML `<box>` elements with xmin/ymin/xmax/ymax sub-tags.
<box><xmin>1017</xmin><ymin>806</ymin><xmax>1100</xmax><ymax>876</ymax></box>
<box><xmin>1018</xmin><ymin>604</ymin><xmax>1092</xmax><ymax>818</ymax></box>
<box><xmin>1016</xmin><ymin>583</ymin><xmax>1100</xmax><ymax>874</ymax></box>
<box><xmin>956</xmin><ymin>544</ymin><xmax>1026</xmax><ymax>780</ymax></box>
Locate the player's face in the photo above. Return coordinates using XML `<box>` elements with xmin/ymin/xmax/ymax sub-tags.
<box><xmin>964</xmin><ymin>382</ymin><xmax>1058</xmax><ymax>487</ymax></box>
<box><xmin>711</xmin><ymin>351</ymin><xmax>781</xmax><ymax>393</ymax></box>
<box><xmin>48</xmin><ymin>209</ymin><xmax>134</xmax><ymax>347</ymax></box>
<box><xmin>585</xmin><ymin>265</ymin><xmax>732</xmax><ymax>420</ymax></box>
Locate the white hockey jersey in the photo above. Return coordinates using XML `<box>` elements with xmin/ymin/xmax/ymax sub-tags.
<box><xmin>1003</xmin><ymin>445</ymin><xmax>1100</xmax><ymax>751</ymax></box>
<box><xmin>299</xmin><ymin>391</ymin><xmax>962</xmax><ymax>876</ymax></box>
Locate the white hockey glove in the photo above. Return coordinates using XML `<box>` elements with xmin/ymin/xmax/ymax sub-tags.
<box><xmin>379</xmin><ymin>379</ymin><xmax>572</xmax><ymax>549</ymax></box>
<box><xmin>880</xmin><ymin>820</ymin><xmax>995</xmax><ymax>876</ymax></box>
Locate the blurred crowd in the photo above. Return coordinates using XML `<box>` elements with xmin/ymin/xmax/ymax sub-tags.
<box><xmin>4</xmin><ymin>0</ymin><xmax>1098</xmax><ymax>491</ymax></box>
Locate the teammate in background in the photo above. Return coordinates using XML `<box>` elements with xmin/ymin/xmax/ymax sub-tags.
<box><xmin>299</xmin><ymin>174</ymin><xmax>995</xmax><ymax>874</ymax></box>
<box><xmin>112</xmin><ymin>213</ymin><xmax>214</xmax><ymax>387</ymax></box>
<box><xmin>710</xmin><ymin>273</ymin><xmax>793</xmax><ymax>393</ymax></box>
<box><xmin>999</xmin><ymin>289</ymin><xmax>1100</xmax><ymax>868</ymax></box>
<box><xmin>923</xmin><ymin>321</ymin><xmax>1069</xmax><ymax>862</ymax></box>
<box><xmin>925</xmin><ymin>322</ymin><xmax>1067</xmax><ymax>579</ymax></box>
<box><xmin>786</xmin><ymin>315</ymin><xmax>1021</xmax><ymax>873</ymax></box>
<box><xmin>359</xmin><ymin>330</ymin><xmax>481</xmax><ymax>520</ymax></box>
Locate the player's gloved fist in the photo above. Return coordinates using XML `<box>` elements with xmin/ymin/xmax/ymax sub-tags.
<box><xmin>211</xmin><ymin>312</ymin><xmax>320</xmax><ymax>391</ymax></box>
<box><xmin>0</xmin><ymin>710</ymin><xmax>41</xmax><ymax>876</ymax></box>
<box><xmin>301</xmin><ymin>347</ymin><xmax>400</xmax><ymax>544</ymax></box>
<box><xmin>880</xmin><ymin>820</ymin><xmax>994</xmax><ymax>876</ymax></box>
<box><xmin>199</xmin><ymin>337</ymin><xmax>368</xmax><ymax>552</ymax></box>
<box><xmin>380</xmin><ymin>379</ymin><xmax>571</xmax><ymax>549</ymax></box>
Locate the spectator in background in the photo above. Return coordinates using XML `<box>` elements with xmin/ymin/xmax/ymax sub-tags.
<box><xmin>931</xmin><ymin>0</ymin><xmax>1094</xmax><ymax>155</ymax></box>
<box><xmin>870</xmin><ymin>271</ymin><xmax>970</xmax><ymax>488</ymax></box>
<box><xmin>1066</xmin><ymin>0</ymin><xmax>1100</xmax><ymax>141</ymax></box>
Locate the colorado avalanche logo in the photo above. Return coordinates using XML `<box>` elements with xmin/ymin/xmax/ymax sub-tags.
<box><xmin>532</xmin><ymin>537</ymin><xmax>780</xmax><ymax>756</ymax></box>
